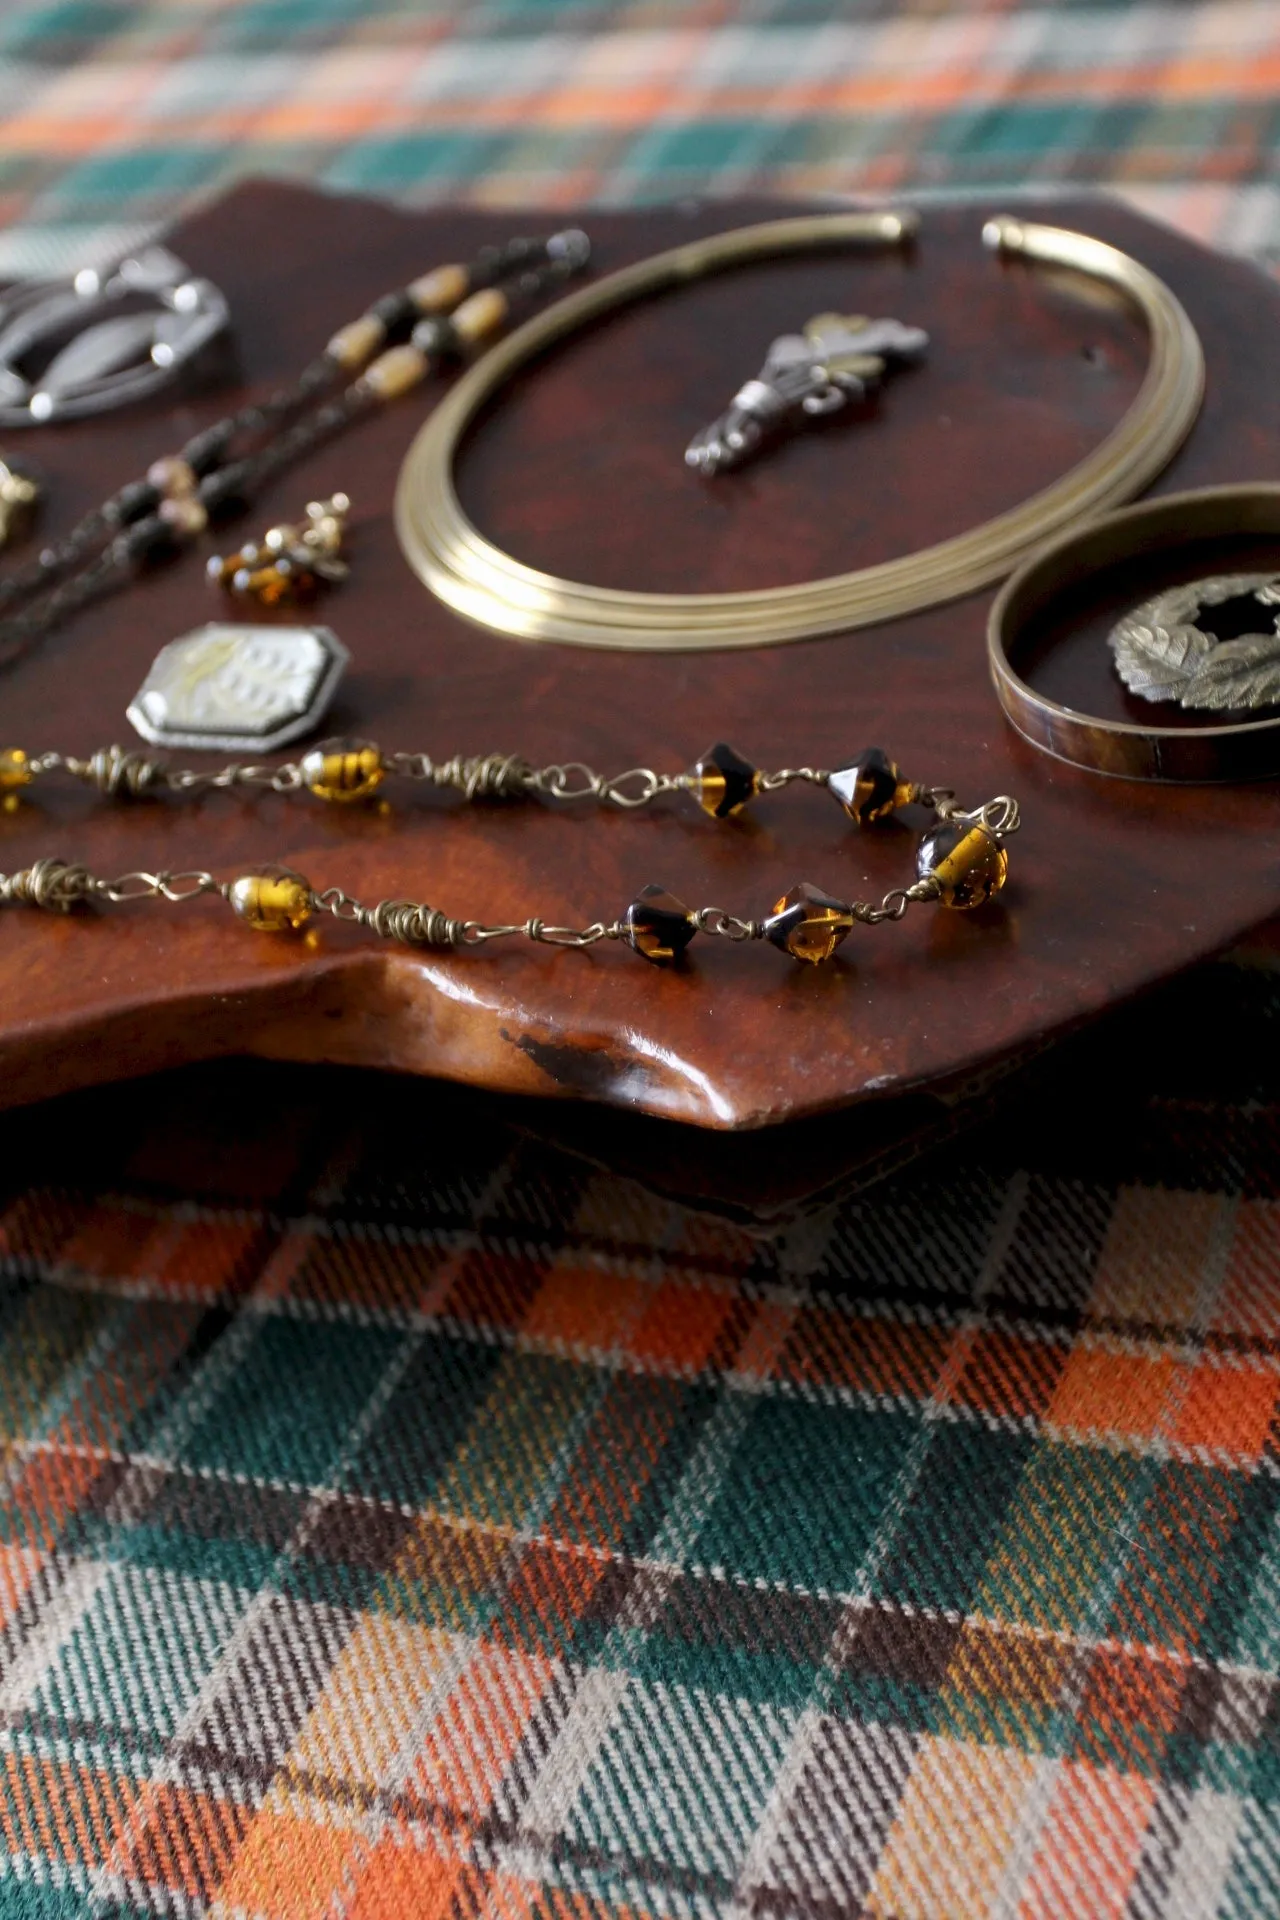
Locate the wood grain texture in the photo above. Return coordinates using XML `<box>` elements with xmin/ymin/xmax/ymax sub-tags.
<box><xmin>1</xmin><ymin>179</ymin><xmax>1278</xmax><ymax>1129</ymax></box>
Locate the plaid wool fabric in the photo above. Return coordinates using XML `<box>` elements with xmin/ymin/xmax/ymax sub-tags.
<box><xmin>3</xmin><ymin>960</ymin><xmax>1280</xmax><ymax>1917</ymax></box>
<box><xmin>4</xmin><ymin>0</ymin><xmax>1280</xmax><ymax>1915</ymax></box>
<box><xmin>0</xmin><ymin>0</ymin><xmax>1278</xmax><ymax>273</ymax></box>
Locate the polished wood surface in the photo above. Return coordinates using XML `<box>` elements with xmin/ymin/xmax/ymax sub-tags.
<box><xmin>2</xmin><ymin>180</ymin><xmax>1279</xmax><ymax>1128</ymax></box>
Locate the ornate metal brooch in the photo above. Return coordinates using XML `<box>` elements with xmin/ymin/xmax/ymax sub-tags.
<box><xmin>685</xmin><ymin>310</ymin><xmax>929</xmax><ymax>476</ymax></box>
<box><xmin>0</xmin><ymin>244</ymin><xmax>230</xmax><ymax>425</ymax></box>
<box><xmin>126</xmin><ymin>623</ymin><xmax>349</xmax><ymax>753</ymax></box>
<box><xmin>1110</xmin><ymin>572</ymin><xmax>1280</xmax><ymax>710</ymax></box>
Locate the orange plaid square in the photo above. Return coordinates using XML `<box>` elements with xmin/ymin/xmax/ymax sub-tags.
<box><xmin>1171</xmin><ymin>1359</ymin><xmax>1280</xmax><ymax>1460</ymax></box>
<box><xmin>346</xmin><ymin>1836</ymin><xmax>470</xmax><ymax>1920</ymax></box>
<box><xmin>1047</xmin><ymin>1347</ymin><xmax>1178</xmax><ymax>1440</ymax></box>
<box><xmin>628</xmin><ymin>1278</ymin><xmax>737</xmax><ymax>1371</ymax></box>
<box><xmin>523</xmin><ymin>1264</ymin><xmax>647</xmax><ymax>1351</ymax></box>
<box><xmin>1073</xmin><ymin>1647</ymin><xmax>1187</xmax><ymax>1774</ymax></box>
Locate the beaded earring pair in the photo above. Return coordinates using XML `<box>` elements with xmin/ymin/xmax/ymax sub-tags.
<box><xmin>207</xmin><ymin>492</ymin><xmax>350</xmax><ymax>606</ymax></box>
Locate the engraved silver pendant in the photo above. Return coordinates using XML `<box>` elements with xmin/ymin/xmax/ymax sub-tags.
<box><xmin>685</xmin><ymin>310</ymin><xmax>929</xmax><ymax>476</ymax></box>
<box><xmin>0</xmin><ymin>244</ymin><xmax>230</xmax><ymax>426</ymax></box>
<box><xmin>1110</xmin><ymin>573</ymin><xmax>1280</xmax><ymax>711</ymax></box>
<box><xmin>127</xmin><ymin>623</ymin><xmax>349</xmax><ymax>752</ymax></box>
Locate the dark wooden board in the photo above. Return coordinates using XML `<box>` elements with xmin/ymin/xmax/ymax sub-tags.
<box><xmin>1</xmin><ymin>179</ymin><xmax>1279</xmax><ymax>1129</ymax></box>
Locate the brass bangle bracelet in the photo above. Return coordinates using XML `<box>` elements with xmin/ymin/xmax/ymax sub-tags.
<box><xmin>395</xmin><ymin>212</ymin><xmax>1206</xmax><ymax>653</ymax></box>
<box><xmin>988</xmin><ymin>483</ymin><xmax>1280</xmax><ymax>782</ymax></box>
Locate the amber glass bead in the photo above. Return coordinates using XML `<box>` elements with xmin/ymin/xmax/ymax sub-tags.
<box><xmin>229</xmin><ymin>866</ymin><xmax>314</xmax><ymax>933</ymax></box>
<box><xmin>622</xmin><ymin>884</ymin><xmax>697</xmax><ymax>965</ymax></box>
<box><xmin>0</xmin><ymin>748</ymin><xmax>31</xmax><ymax>791</ymax></box>
<box><xmin>300</xmin><ymin>739</ymin><xmax>385</xmax><ymax>803</ymax></box>
<box><xmin>764</xmin><ymin>882</ymin><xmax>854</xmax><ymax>964</ymax></box>
<box><xmin>690</xmin><ymin>742</ymin><xmax>761</xmax><ymax>819</ymax></box>
<box><xmin>827</xmin><ymin>748</ymin><xmax>911</xmax><ymax>825</ymax></box>
<box><xmin>917</xmin><ymin>821</ymin><xmax>1008</xmax><ymax>908</ymax></box>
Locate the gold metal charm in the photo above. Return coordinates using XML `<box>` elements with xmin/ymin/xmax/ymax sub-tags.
<box><xmin>0</xmin><ymin>458</ymin><xmax>38</xmax><ymax>546</ymax></box>
<box><xmin>207</xmin><ymin>492</ymin><xmax>349</xmax><ymax>605</ymax></box>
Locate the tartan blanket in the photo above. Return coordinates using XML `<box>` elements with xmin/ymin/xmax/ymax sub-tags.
<box><xmin>3</xmin><ymin>957</ymin><xmax>1279</xmax><ymax>1917</ymax></box>
<box><xmin>0</xmin><ymin>0</ymin><xmax>1277</xmax><ymax>274</ymax></box>
<box><xmin>3</xmin><ymin>1</ymin><xmax>1280</xmax><ymax>1915</ymax></box>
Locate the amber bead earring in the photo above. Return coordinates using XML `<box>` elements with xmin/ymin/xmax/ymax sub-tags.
<box><xmin>208</xmin><ymin>494</ymin><xmax>350</xmax><ymax>605</ymax></box>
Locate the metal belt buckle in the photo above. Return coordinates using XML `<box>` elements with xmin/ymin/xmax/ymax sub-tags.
<box><xmin>0</xmin><ymin>244</ymin><xmax>231</xmax><ymax>425</ymax></box>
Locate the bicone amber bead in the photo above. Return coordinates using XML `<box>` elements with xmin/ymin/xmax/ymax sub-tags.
<box><xmin>917</xmin><ymin>821</ymin><xmax>1008</xmax><ymax>908</ymax></box>
<box><xmin>622</xmin><ymin>884</ymin><xmax>697</xmax><ymax>965</ymax></box>
<box><xmin>300</xmin><ymin>738</ymin><xmax>385</xmax><ymax>803</ymax></box>
<box><xmin>827</xmin><ymin>748</ymin><xmax>912</xmax><ymax>825</ymax></box>
<box><xmin>690</xmin><ymin>741</ymin><xmax>761</xmax><ymax>819</ymax></box>
<box><xmin>0</xmin><ymin>747</ymin><xmax>32</xmax><ymax>791</ymax></box>
<box><xmin>229</xmin><ymin>865</ymin><xmax>314</xmax><ymax>933</ymax></box>
<box><xmin>764</xmin><ymin>882</ymin><xmax>854</xmax><ymax>963</ymax></box>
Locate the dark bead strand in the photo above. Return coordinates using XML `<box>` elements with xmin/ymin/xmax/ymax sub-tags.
<box><xmin>469</xmin><ymin>236</ymin><xmax>548</xmax><ymax>289</ymax></box>
<box><xmin>0</xmin><ymin>549</ymin><xmax>120</xmax><ymax>670</ymax></box>
<box><xmin>500</xmin><ymin>233</ymin><xmax>592</xmax><ymax>324</ymax></box>
<box><xmin>0</xmin><ymin>233</ymin><xmax>590</xmax><ymax>671</ymax></box>
<box><xmin>368</xmin><ymin>289</ymin><xmax>419</xmax><ymax>335</ymax></box>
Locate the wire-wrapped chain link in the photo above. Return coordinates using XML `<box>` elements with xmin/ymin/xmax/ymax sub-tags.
<box><xmin>694</xmin><ymin>907</ymin><xmax>763</xmax><ymax>940</ymax></box>
<box><xmin>521</xmin><ymin>918</ymin><xmax>616</xmax><ymax>947</ymax></box>
<box><xmin>388</xmin><ymin>751</ymin><xmax>534</xmax><ymax>801</ymax></box>
<box><xmin>63</xmin><ymin>745</ymin><xmax>167</xmax><ymax>798</ymax></box>
<box><xmin>313</xmin><ymin>886</ymin><xmax>469</xmax><ymax>947</ymax></box>
<box><xmin>853</xmin><ymin>877</ymin><xmax>941</xmax><ymax>925</ymax></box>
<box><xmin>0</xmin><ymin>858</ymin><xmax>93</xmax><ymax>910</ymax></box>
<box><xmin>361</xmin><ymin>900</ymin><xmax>468</xmax><ymax>947</ymax></box>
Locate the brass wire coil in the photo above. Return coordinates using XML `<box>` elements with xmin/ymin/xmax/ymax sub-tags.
<box><xmin>395</xmin><ymin>211</ymin><xmax>1205</xmax><ymax>653</ymax></box>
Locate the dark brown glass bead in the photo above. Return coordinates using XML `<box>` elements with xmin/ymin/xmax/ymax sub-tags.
<box><xmin>622</xmin><ymin>884</ymin><xmax>697</xmax><ymax>964</ymax></box>
<box><xmin>917</xmin><ymin>821</ymin><xmax>1008</xmax><ymax>908</ymax></box>
<box><xmin>763</xmin><ymin>882</ymin><xmax>854</xmax><ymax>964</ymax></box>
<box><xmin>827</xmin><ymin>748</ymin><xmax>912</xmax><ymax>825</ymax></box>
<box><xmin>690</xmin><ymin>741</ymin><xmax>760</xmax><ymax>819</ymax></box>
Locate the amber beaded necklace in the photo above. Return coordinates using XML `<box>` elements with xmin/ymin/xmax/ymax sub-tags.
<box><xmin>0</xmin><ymin>737</ymin><xmax>1019</xmax><ymax>965</ymax></box>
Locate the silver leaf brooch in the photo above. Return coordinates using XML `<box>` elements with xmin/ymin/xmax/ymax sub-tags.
<box><xmin>1110</xmin><ymin>573</ymin><xmax>1280</xmax><ymax>712</ymax></box>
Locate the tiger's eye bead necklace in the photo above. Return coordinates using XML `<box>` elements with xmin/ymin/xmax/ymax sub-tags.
<box><xmin>1</xmin><ymin>736</ymin><xmax>970</xmax><ymax>831</ymax></box>
<box><xmin>0</xmin><ymin>793</ymin><xmax>1018</xmax><ymax>965</ymax></box>
<box><xmin>0</xmin><ymin>229</ymin><xmax>591</xmax><ymax>672</ymax></box>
